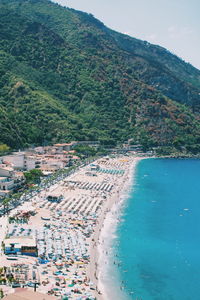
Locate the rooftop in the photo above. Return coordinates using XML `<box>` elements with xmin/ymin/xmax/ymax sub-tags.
<box><xmin>0</xmin><ymin>190</ymin><xmax>11</xmax><ymax>194</ymax></box>
<box><xmin>0</xmin><ymin>177</ymin><xmax>11</xmax><ymax>181</ymax></box>
<box><xmin>4</xmin><ymin>237</ymin><xmax>36</xmax><ymax>248</ymax></box>
<box><xmin>0</xmin><ymin>165</ymin><xmax>13</xmax><ymax>171</ymax></box>
<box><xmin>54</xmin><ymin>142</ymin><xmax>74</xmax><ymax>147</ymax></box>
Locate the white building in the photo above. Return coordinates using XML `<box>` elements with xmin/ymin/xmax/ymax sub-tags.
<box><xmin>0</xmin><ymin>165</ymin><xmax>14</xmax><ymax>177</ymax></box>
<box><xmin>54</xmin><ymin>142</ymin><xmax>77</xmax><ymax>152</ymax></box>
<box><xmin>40</xmin><ymin>158</ymin><xmax>67</xmax><ymax>173</ymax></box>
<box><xmin>3</xmin><ymin>153</ymin><xmax>42</xmax><ymax>171</ymax></box>
<box><xmin>3</xmin><ymin>152</ymin><xmax>25</xmax><ymax>170</ymax></box>
<box><xmin>24</xmin><ymin>156</ymin><xmax>41</xmax><ymax>171</ymax></box>
<box><xmin>0</xmin><ymin>178</ymin><xmax>14</xmax><ymax>190</ymax></box>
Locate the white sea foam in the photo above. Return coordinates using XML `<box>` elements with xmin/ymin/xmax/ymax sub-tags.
<box><xmin>97</xmin><ymin>159</ymin><xmax>142</xmax><ymax>300</ymax></box>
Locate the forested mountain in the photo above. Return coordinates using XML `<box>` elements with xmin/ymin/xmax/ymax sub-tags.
<box><xmin>0</xmin><ymin>0</ymin><xmax>200</xmax><ymax>153</ymax></box>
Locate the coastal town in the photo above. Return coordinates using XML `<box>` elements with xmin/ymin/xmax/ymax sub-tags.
<box><xmin>0</xmin><ymin>141</ymin><xmax>85</xmax><ymax>199</ymax></box>
<box><xmin>0</xmin><ymin>141</ymin><xmax>144</xmax><ymax>299</ymax></box>
<box><xmin>0</xmin><ymin>0</ymin><xmax>198</xmax><ymax>298</ymax></box>
<box><xmin>0</xmin><ymin>141</ymin><xmax>146</xmax><ymax>199</ymax></box>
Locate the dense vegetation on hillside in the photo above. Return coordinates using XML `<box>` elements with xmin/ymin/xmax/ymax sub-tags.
<box><xmin>0</xmin><ymin>0</ymin><xmax>200</xmax><ymax>153</ymax></box>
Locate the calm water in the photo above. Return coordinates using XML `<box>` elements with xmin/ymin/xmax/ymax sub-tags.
<box><xmin>108</xmin><ymin>159</ymin><xmax>200</xmax><ymax>300</ymax></box>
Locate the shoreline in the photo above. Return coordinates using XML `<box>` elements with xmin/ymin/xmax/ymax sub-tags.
<box><xmin>87</xmin><ymin>156</ymin><xmax>145</xmax><ymax>300</ymax></box>
<box><xmin>0</xmin><ymin>154</ymin><xmax>147</xmax><ymax>299</ymax></box>
<box><xmin>1</xmin><ymin>155</ymin><xmax>198</xmax><ymax>298</ymax></box>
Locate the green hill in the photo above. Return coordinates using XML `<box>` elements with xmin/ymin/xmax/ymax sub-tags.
<box><xmin>0</xmin><ymin>0</ymin><xmax>200</xmax><ymax>154</ymax></box>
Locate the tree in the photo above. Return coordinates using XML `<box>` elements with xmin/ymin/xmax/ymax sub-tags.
<box><xmin>2</xmin><ymin>198</ymin><xmax>11</xmax><ymax>215</ymax></box>
<box><xmin>24</xmin><ymin>169</ymin><xmax>43</xmax><ymax>184</ymax></box>
<box><xmin>73</xmin><ymin>145</ymin><xmax>97</xmax><ymax>157</ymax></box>
<box><xmin>0</xmin><ymin>144</ymin><xmax>10</xmax><ymax>155</ymax></box>
<box><xmin>0</xmin><ymin>288</ymin><xmax>4</xmax><ymax>299</ymax></box>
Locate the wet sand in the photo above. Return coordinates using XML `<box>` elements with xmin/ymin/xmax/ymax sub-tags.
<box><xmin>87</xmin><ymin>157</ymin><xmax>144</xmax><ymax>300</ymax></box>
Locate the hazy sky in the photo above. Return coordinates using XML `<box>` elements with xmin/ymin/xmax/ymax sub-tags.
<box><xmin>53</xmin><ymin>0</ymin><xmax>200</xmax><ymax>70</ymax></box>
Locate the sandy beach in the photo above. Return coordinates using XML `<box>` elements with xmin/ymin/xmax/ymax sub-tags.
<box><xmin>0</xmin><ymin>155</ymin><xmax>144</xmax><ymax>299</ymax></box>
<box><xmin>86</xmin><ymin>156</ymin><xmax>143</xmax><ymax>300</ymax></box>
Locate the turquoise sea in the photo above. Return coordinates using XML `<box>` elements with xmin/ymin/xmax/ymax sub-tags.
<box><xmin>104</xmin><ymin>158</ymin><xmax>200</xmax><ymax>300</ymax></box>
